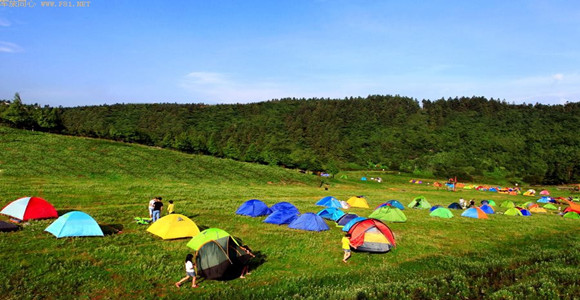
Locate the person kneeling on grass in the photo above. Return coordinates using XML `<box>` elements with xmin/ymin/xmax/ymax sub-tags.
<box><xmin>175</xmin><ymin>254</ymin><xmax>198</xmax><ymax>288</ymax></box>
<box><xmin>342</xmin><ymin>234</ymin><xmax>352</xmax><ymax>263</ymax></box>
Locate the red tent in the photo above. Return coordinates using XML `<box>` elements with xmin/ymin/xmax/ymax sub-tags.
<box><xmin>0</xmin><ymin>197</ymin><xmax>58</xmax><ymax>221</ymax></box>
<box><xmin>348</xmin><ymin>218</ymin><xmax>396</xmax><ymax>249</ymax></box>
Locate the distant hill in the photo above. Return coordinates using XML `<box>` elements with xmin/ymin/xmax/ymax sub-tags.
<box><xmin>1</xmin><ymin>95</ymin><xmax>580</xmax><ymax>184</ymax></box>
<box><xmin>0</xmin><ymin>126</ymin><xmax>315</xmax><ymax>186</ymax></box>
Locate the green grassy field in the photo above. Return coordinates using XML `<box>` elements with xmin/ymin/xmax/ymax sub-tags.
<box><xmin>0</xmin><ymin>127</ymin><xmax>578</xmax><ymax>300</ymax></box>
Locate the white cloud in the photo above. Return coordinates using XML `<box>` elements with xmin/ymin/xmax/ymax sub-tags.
<box><xmin>552</xmin><ymin>73</ymin><xmax>564</xmax><ymax>81</ymax></box>
<box><xmin>0</xmin><ymin>18</ymin><xmax>11</xmax><ymax>27</ymax></box>
<box><xmin>180</xmin><ymin>71</ymin><xmax>287</xmax><ymax>103</ymax></box>
<box><xmin>0</xmin><ymin>41</ymin><xmax>23</xmax><ymax>53</ymax></box>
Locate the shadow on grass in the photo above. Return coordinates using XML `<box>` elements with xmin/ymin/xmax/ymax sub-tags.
<box><xmin>100</xmin><ymin>224</ymin><xmax>124</xmax><ymax>235</ymax></box>
<box><xmin>57</xmin><ymin>209</ymin><xmax>75</xmax><ymax>216</ymax></box>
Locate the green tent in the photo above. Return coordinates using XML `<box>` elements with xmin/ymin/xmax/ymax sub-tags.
<box><xmin>430</xmin><ymin>207</ymin><xmax>453</xmax><ymax>218</ymax></box>
<box><xmin>543</xmin><ymin>203</ymin><xmax>558</xmax><ymax>210</ymax></box>
<box><xmin>369</xmin><ymin>206</ymin><xmax>407</xmax><ymax>222</ymax></box>
<box><xmin>186</xmin><ymin>228</ymin><xmax>237</xmax><ymax>251</ymax></box>
<box><xmin>487</xmin><ymin>200</ymin><xmax>497</xmax><ymax>206</ymax></box>
<box><xmin>339</xmin><ymin>174</ymin><xmax>348</xmax><ymax>179</ymax></box>
<box><xmin>500</xmin><ymin>201</ymin><xmax>515</xmax><ymax>208</ymax></box>
<box><xmin>563</xmin><ymin>212</ymin><xmax>580</xmax><ymax>219</ymax></box>
<box><xmin>521</xmin><ymin>201</ymin><xmax>533</xmax><ymax>208</ymax></box>
<box><xmin>504</xmin><ymin>208</ymin><xmax>523</xmax><ymax>216</ymax></box>
<box><xmin>408</xmin><ymin>196</ymin><xmax>432</xmax><ymax>209</ymax></box>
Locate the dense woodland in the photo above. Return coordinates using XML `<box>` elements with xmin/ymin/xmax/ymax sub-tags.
<box><xmin>2</xmin><ymin>93</ymin><xmax>580</xmax><ymax>184</ymax></box>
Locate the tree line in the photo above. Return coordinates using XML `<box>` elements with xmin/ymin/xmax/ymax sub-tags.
<box><xmin>2</xmin><ymin>93</ymin><xmax>580</xmax><ymax>184</ymax></box>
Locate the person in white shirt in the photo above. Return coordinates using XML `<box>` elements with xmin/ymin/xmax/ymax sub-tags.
<box><xmin>175</xmin><ymin>253</ymin><xmax>198</xmax><ymax>288</ymax></box>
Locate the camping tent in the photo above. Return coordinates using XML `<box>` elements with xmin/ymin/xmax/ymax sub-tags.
<box><xmin>408</xmin><ymin>196</ymin><xmax>432</xmax><ymax>209</ymax></box>
<box><xmin>336</xmin><ymin>213</ymin><xmax>359</xmax><ymax>227</ymax></box>
<box><xmin>368</xmin><ymin>206</ymin><xmax>407</xmax><ymax>223</ymax></box>
<box><xmin>288</xmin><ymin>213</ymin><xmax>329</xmax><ymax>231</ymax></box>
<box><xmin>479</xmin><ymin>204</ymin><xmax>495</xmax><ymax>214</ymax></box>
<box><xmin>500</xmin><ymin>201</ymin><xmax>515</xmax><ymax>208</ymax></box>
<box><xmin>347</xmin><ymin>196</ymin><xmax>369</xmax><ymax>208</ymax></box>
<box><xmin>44</xmin><ymin>211</ymin><xmax>103</xmax><ymax>238</ymax></box>
<box><xmin>543</xmin><ymin>203</ymin><xmax>558</xmax><ymax>210</ymax></box>
<box><xmin>448</xmin><ymin>203</ymin><xmax>462</xmax><ymax>210</ymax></box>
<box><xmin>504</xmin><ymin>208</ymin><xmax>523</xmax><ymax>216</ymax></box>
<box><xmin>348</xmin><ymin>219</ymin><xmax>396</xmax><ymax>253</ymax></box>
<box><xmin>342</xmin><ymin>217</ymin><xmax>367</xmax><ymax>232</ymax></box>
<box><xmin>539</xmin><ymin>190</ymin><xmax>550</xmax><ymax>195</ymax></box>
<box><xmin>461</xmin><ymin>207</ymin><xmax>488</xmax><ymax>219</ymax></box>
<box><xmin>316</xmin><ymin>207</ymin><xmax>345</xmax><ymax>221</ymax></box>
<box><xmin>529</xmin><ymin>207</ymin><xmax>547</xmax><ymax>214</ymax></box>
<box><xmin>523</xmin><ymin>189</ymin><xmax>536</xmax><ymax>196</ymax></box>
<box><xmin>236</xmin><ymin>199</ymin><xmax>272</xmax><ymax>217</ymax></box>
<box><xmin>187</xmin><ymin>228</ymin><xmax>236</xmax><ymax>250</ymax></box>
<box><xmin>263</xmin><ymin>210</ymin><xmax>298</xmax><ymax>225</ymax></box>
<box><xmin>429</xmin><ymin>205</ymin><xmax>443</xmax><ymax>212</ymax></box>
<box><xmin>315</xmin><ymin>196</ymin><xmax>343</xmax><ymax>208</ymax></box>
<box><xmin>430</xmin><ymin>207</ymin><xmax>454</xmax><ymax>218</ymax></box>
<box><xmin>270</xmin><ymin>202</ymin><xmax>299</xmax><ymax>215</ymax></box>
<box><xmin>563</xmin><ymin>212</ymin><xmax>580</xmax><ymax>219</ymax></box>
<box><xmin>537</xmin><ymin>197</ymin><xmax>552</xmax><ymax>204</ymax></box>
<box><xmin>194</xmin><ymin>235</ymin><xmax>250</xmax><ymax>280</ymax></box>
<box><xmin>146</xmin><ymin>214</ymin><xmax>200</xmax><ymax>239</ymax></box>
<box><xmin>0</xmin><ymin>221</ymin><xmax>19</xmax><ymax>232</ymax></box>
<box><xmin>1</xmin><ymin>196</ymin><xmax>58</xmax><ymax>221</ymax></box>
<box><xmin>385</xmin><ymin>200</ymin><xmax>405</xmax><ymax>210</ymax></box>
<box><xmin>520</xmin><ymin>209</ymin><xmax>532</xmax><ymax>216</ymax></box>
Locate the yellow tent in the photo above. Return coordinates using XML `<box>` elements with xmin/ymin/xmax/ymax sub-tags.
<box><xmin>347</xmin><ymin>196</ymin><xmax>369</xmax><ymax>208</ymax></box>
<box><xmin>147</xmin><ymin>214</ymin><xmax>200</xmax><ymax>240</ymax></box>
<box><xmin>529</xmin><ymin>207</ymin><xmax>548</xmax><ymax>214</ymax></box>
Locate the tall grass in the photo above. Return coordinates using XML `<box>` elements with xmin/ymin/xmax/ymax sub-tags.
<box><xmin>0</xmin><ymin>127</ymin><xmax>578</xmax><ymax>299</ymax></box>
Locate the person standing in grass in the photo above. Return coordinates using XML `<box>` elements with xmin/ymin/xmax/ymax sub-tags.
<box><xmin>148</xmin><ymin>197</ymin><xmax>157</xmax><ymax>218</ymax></box>
<box><xmin>175</xmin><ymin>253</ymin><xmax>198</xmax><ymax>288</ymax></box>
<box><xmin>167</xmin><ymin>200</ymin><xmax>175</xmax><ymax>214</ymax></box>
<box><xmin>342</xmin><ymin>234</ymin><xmax>352</xmax><ymax>263</ymax></box>
<box><xmin>152</xmin><ymin>197</ymin><xmax>163</xmax><ymax>222</ymax></box>
<box><xmin>238</xmin><ymin>245</ymin><xmax>255</xmax><ymax>278</ymax></box>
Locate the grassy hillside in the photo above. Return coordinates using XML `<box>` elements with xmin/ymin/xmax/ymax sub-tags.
<box><xmin>0</xmin><ymin>127</ymin><xmax>578</xmax><ymax>299</ymax></box>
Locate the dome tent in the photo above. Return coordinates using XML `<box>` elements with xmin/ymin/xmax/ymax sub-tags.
<box><xmin>146</xmin><ymin>214</ymin><xmax>200</xmax><ymax>240</ymax></box>
<box><xmin>288</xmin><ymin>213</ymin><xmax>329</xmax><ymax>231</ymax></box>
<box><xmin>315</xmin><ymin>196</ymin><xmax>343</xmax><ymax>208</ymax></box>
<box><xmin>236</xmin><ymin>199</ymin><xmax>272</xmax><ymax>217</ymax></box>
<box><xmin>479</xmin><ymin>204</ymin><xmax>495</xmax><ymax>214</ymax></box>
<box><xmin>45</xmin><ymin>211</ymin><xmax>103</xmax><ymax>238</ymax></box>
<box><xmin>270</xmin><ymin>202</ymin><xmax>299</xmax><ymax>215</ymax></box>
<box><xmin>448</xmin><ymin>203</ymin><xmax>462</xmax><ymax>210</ymax></box>
<box><xmin>430</xmin><ymin>207</ymin><xmax>454</xmax><ymax>218</ymax></box>
<box><xmin>341</xmin><ymin>217</ymin><xmax>367</xmax><ymax>232</ymax></box>
<box><xmin>461</xmin><ymin>207</ymin><xmax>488</xmax><ymax>219</ymax></box>
<box><xmin>1</xmin><ymin>196</ymin><xmax>58</xmax><ymax>221</ymax></box>
<box><xmin>348</xmin><ymin>219</ymin><xmax>396</xmax><ymax>253</ymax></box>
<box><xmin>192</xmin><ymin>235</ymin><xmax>250</xmax><ymax>280</ymax></box>
<box><xmin>336</xmin><ymin>213</ymin><xmax>359</xmax><ymax>227</ymax></box>
<box><xmin>347</xmin><ymin>196</ymin><xmax>370</xmax><ymax>208</ymax></box>
<box><xmin>504</xmin><ymin>208</ymin><xmax>523</xmax><ymax>216</ymax></box>
<box><xmin>263</xmin><ymin>210</ymin><xmax>299</xmax><ymax>225</ymax></box>
<box><xmin>316</xmin><ymin>207</ymin><xmax>345</xmax><ymax>221</ymax></box>
<box><xmin>368</xmin><ymin>206</ymin><xmax>407</xmax><ymax>223</ymax></box>
<box><xmin>408</xmin><ymin>196</ymin><xmax>431</xmax><ymax>209</ymax></box>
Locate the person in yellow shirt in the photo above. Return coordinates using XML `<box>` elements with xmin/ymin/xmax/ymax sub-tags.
<box><xmin>167</xmin><ymin>200</ymin><xmax>175</xmax><ymax>214</ymax></box>
<box><xmin>342</xmin><ymin>234</ymin><xmax>351</xmax><ymax>263</ymax></box>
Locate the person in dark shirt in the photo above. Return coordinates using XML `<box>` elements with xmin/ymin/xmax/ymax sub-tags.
<box><xmin>152</xmin><ymin>198</ymin><xmax>164</xmax><ymax>222</ymax></box>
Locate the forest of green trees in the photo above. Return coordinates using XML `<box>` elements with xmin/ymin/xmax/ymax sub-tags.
<box><xmin>2</xmin><ymin>93</ymin><xmax>579</xmax><ymax>184</ymax></box>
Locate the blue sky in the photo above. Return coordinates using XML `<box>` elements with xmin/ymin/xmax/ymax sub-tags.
<box><xmin>1</xmin><ymin>0</ymin><xmax>579</xmax><ymax>107</ymax></box>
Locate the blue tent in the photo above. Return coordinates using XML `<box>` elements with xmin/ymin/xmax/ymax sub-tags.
<box><xmin>315</xmin><ymin>196</ymin><xmax>342</xmax><ymax>208</ymax></box>
<box><xmin>341</xmin><ymin>216</ymin><xmax>367</xmax><ymax>232</ymax></box>
<box><xmin>385</xmin><ymin>200</ymin><xmax>405</xmax><ymax>210</ymax></box>
<box><xmin>336</xmin><ymin>213</ymin><xmax>359</xmax><ymax>226</ymax></box>
<box><xmin>489</xmin><ymin>188</ymin><xmax>498</xmax><ymax>192</ymax></box>
<box><xmin>479</xmin><ymin>204</ymin><xmax>495</xmax><ymax>214</ymax></box>
<box><xmin>236</xmin><ymin>199</ymin><xmax>272</xmax><ymax>217</ymax></box>
<box><xmin>448</xmin><ymin>203</ymin><xmax>462</xmax><ymax>209</ymax></box>
<box><xmin>520</xmin><ymin>209</ymin><xmax>532</xmax><ymax>216</ymax></box>
<box><xmin>481</xmin><ymin>200</ymin><xmax>489</xmax><ymax>205</ymax></box>
<box><xmin>317</xmin><ymin>207</ymin><xmax>345</xmax><ymax>221</ymax></box>
<box><xmin>288</xmin><ymin>213</ymin><xmax>329</xmax><ymax>231</ymax></box>
<box><xmin>270</xmin><ymin>202</ymin><xmax>299</xmax><ymax>215</ymax></box>
<box><xmin>537</xmin><ymin>196</ymin><xmax>552</xmax><ymax>203</ymax></box>
<box><xmin>429</xmin><ymin>205</ymin><xmax>442</xmax><ymax>212</ymax></box>
<box><xmin>263</xmin><ymin>210</ymin><xmax>299</xmax><ymax>225</ymax></box>
<box><xmin>45</xmin><ymin>211</ymin><xmax>104</xmax><ymax>238</ymax></box>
